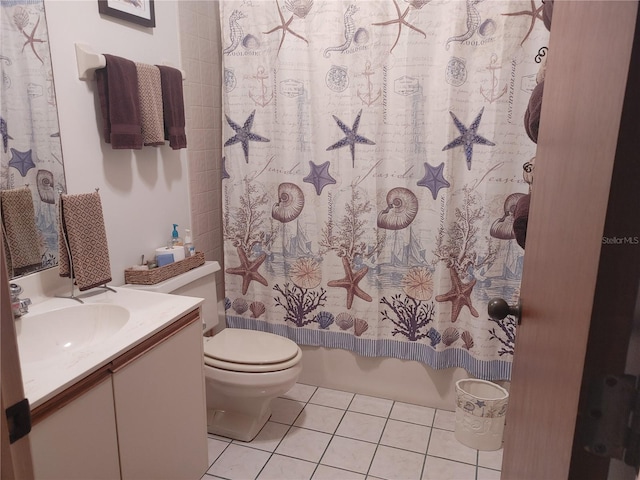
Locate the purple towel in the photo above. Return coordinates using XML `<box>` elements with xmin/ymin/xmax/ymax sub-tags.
<box><xmin>95</xmin><ymin>54</ymin><xmax>143</xmax><ymax>149</ymax></box>
<box><xmin>542</xmin><ymin>0</ymin><xmax>553</xmax><ymax>31</ymax></box>
<box><xmin>156</xmin><ymin>65</ymin><xmax>187</xmax><ymax>150</ymax></box>
<box><xmin>513</xmin><ymin>194</ymin><xmax>530</xmax><ymax>249</ymax></box>
<box><xmin>524</xmin><ymin>81</ymin><xmax>544</xmax><ymax>144</ymax></box>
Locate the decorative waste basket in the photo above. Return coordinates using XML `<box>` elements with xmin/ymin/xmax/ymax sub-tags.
<box><xmin>454</xmin><ymin>379</ymin><xmax>509</xmax><ymax>451</ymax></box>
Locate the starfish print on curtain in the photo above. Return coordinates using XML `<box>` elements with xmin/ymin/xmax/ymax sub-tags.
<box><xmin>417</xmin><ymin>162</ymin><xmax>450</xmax><ymax>200</ymax></box>
<box><xmin>303</xmin><ymin>161</ymin><xmax>337</xmax><ymax>195</ymax></box>
<box><xmin>327</xmin><ymin>257</ymin><xmax>372</xmax><ymax>309</ymax></box>
<box><xmin>442</xmin><ymin>107</ymin><xmax>495</xmax><ymax>170</ymax></box>
<box><xmin>225</xmin><ymin>246</ymin><xmax>268</xmax><ymax>295</ymax></box>
<box><xmin>224</xmin><ymin>110</ymin><xmax>270</xmax><ymax>163</ymax></box>
<box><xmin>372</xmin><ymin>0</ymin><xmax>428</xmax><ymax>54</ymax></box>
<box><xmin>502</xmin><ymin>0</ymin><xmax>544</xmax><ymax>46</ymax></box>
<box><xmin>20</xmin><ymin>14</ymin><xmax>46</xmax><ymax>64</ymax></box>
<box><xmin>326</xmin><ymin>110</ymin><xmax>375</xmax><ymax>167</ymax></box>
<box><xmin>262</xmin><ymin>0</ymin><xmax>310</xmax><ymax>56</ymax></box>
<box><xmin>8</xmin><ymin>148</ymin><xmax>36</xmax><ymax>176</ymax></box>
<box><xmin>435</xmin><ymin>267</ymin><xmax>480</xmax><ymax>323</ymax></box>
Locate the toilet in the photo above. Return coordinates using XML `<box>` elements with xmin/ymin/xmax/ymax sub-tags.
<box><xmin>125</xmin><ymin>261</ymin><xmax>302</xmax><ymax>442</ymax></box>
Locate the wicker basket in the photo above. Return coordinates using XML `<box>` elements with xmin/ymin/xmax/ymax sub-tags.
<box><xmin>124</xmin><ymin>252</ymin><xmax>205</xmax><ymax>285</ymax></box>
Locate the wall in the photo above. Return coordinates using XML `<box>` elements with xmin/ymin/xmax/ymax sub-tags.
<box><xmin>300</xmin><ymin>347</ymin><xmax>470</xmax><ymax>409</ymax></box>
<box><xmin>44</xmin><ymin>0</ymin><xmax>190</xmax><ymax>286</ymax></box>
<box><xmin>177</xmin><ymin>0</ymin><xmax>225</xmax><ymax>304</ymax></box>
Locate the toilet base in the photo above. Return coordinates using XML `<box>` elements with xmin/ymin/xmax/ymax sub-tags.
<box><xmin>207</xmin><ymin>407</ymin><xmax>271</xmax><ymax>442</ymax></box>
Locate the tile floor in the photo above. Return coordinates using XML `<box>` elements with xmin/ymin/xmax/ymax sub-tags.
<box><xmin>201</xmin><ymin>383</ymin><xmax>502</xmax><ymax>480</ymax></box>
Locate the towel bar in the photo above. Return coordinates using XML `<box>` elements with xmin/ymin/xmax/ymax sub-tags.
<box><xmin>75</xmin><ymin>43</ymin><xmax>186</xmax><ymax>81</ymax></box>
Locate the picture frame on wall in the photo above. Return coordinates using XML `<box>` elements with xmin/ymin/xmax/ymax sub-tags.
<box><xmin>98</xmin><ymin>0</ymin><xmax>155</xmax><ymax>28</ymax></box>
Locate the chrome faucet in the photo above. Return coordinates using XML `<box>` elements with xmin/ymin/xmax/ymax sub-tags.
<box><xmin>9</xmin><ymin>283</ymin><xmax>31</xmax><ymax>318</ymax></box>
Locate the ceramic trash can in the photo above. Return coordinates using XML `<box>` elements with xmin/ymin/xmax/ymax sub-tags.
<box><xmin>454</xmin><ymin>379</ymin><xmax>509</xmax><ymax>451</ymax></box>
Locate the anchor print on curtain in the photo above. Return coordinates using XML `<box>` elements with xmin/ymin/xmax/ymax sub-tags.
<box><xmin>220</xmin><ymin>0</ymin><xmax>548</xmax><ymax>380</ymax></box>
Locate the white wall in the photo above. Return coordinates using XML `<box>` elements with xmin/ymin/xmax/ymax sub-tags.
<box><xmin>299</xmin><ymin>346</ymin><xmax>471</xmax><ymax>409</ymax></box>
<box><xmin>45</xmin><ymin>0</ymin><xmax>191</xmax><ymax>286</ymax></box>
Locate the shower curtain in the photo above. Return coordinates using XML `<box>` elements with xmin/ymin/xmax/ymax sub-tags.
<box><xmin>220</xmin><ymin>0</ymin><xmax>548</xmax><ymax>380</ymax></box>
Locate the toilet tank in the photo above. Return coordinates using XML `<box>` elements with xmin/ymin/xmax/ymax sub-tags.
<box><xmin>124</xmin><ymin>261</ymin><xmax>221</xmax><ymax>332</ymax></box>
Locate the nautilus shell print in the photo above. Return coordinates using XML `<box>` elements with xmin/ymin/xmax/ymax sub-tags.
<box><xmin>490</xmin><ymin>193</ymin><xmax>526</xmax><ymax>240</ymax></box>
<box><xmin>36</xmin><ymin>169</ymin><xmax>55</xmax><ymax>204</ymax></box>
<box><xmin>272</xmin><ymin>182</ymin><xmax>305</xmax><ymax>223</ymax></box>
<box><xmin>377</xmin><ymin>187</ymin><xmax>419</xmax><ymax>230</ymax></box>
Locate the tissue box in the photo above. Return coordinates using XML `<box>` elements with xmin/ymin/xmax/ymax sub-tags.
<box><xmin>156</xmin><ymin>253</ymin><xmax>175</xmax><ymax>267</ymax></box>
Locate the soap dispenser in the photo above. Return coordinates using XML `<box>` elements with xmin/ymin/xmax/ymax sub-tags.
<box><xmin>171</xmin><ymin>224</ymin><xmax>183</xmax><ymax>246</ymax></box>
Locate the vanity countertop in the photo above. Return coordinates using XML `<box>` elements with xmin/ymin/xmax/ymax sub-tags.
<box><xmin>15</xmin><ymin>287</ymin><xmax>202</xmax><ymax>409</ymax></box>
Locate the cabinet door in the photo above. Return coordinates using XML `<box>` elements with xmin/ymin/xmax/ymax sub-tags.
<box><xmin>112</xmin><ymin>317</ymin><xmax>208</xmax><ymax>480</ymax></box>
<box><xmin>30</xmin><ymin>377</ymin><xmax>120</xmax><ymax>480</ymax></box>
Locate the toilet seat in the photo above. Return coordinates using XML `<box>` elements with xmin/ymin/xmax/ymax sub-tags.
<box><xmin>203</xmin><ymin>328</ymin><xmax>302</xmax><ymax>373</ymax></box>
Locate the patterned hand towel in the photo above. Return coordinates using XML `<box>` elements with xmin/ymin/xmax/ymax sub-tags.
<box><xmin>0</xmin><ymin>187</ymin><xmax>41</xmax><ymax>272</ymax></box>
<box><xmin>156</xmin><ymin>65</ymin><xmax>187</xmax><ymax>149</ymax></box>
<box><xmin>58</xmin><ymin>199</ymin><xmax>70</xmax><ymax>278</ymax></box>
<box><xmin>135</xmin><ymin>62</ymin><xmax>165</xmax><ymax>146</ymax></box>
<box><xmin>96</xmin><ymin>54</ymin><xmax>143</xmax><ymax>149</ymax></box>
<box><xmin>59</xmin><ymin>192</ymin><xmax>112</xmax><ymax>291</ymax></box>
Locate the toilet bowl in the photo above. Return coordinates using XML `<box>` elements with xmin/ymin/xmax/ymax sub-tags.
<box><xmin>203</xmin><ymin>328</ymin><xmax>302</xmax><ymax>441</ymax></box>
<box><xmin>124</xmin><ymin>261</ymin><xmax>302</xmax><ymax>442</ymax></box>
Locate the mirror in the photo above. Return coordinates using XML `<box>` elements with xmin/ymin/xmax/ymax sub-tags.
<box><xmin>0</xmin><ymin>0</ymin><xmax>67</xmax><ymax>279</ymax></box>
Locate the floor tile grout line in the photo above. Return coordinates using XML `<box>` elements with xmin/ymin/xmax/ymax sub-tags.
<box><xmin>311</xmin><ymin>404</ymin><xmax>349</xmax><ymax>479</ymax></box>
<box><xmin>418</xmin><ymin>406</ymin><xmax>438</xmax><ymax>480</ymax></box>
<box><xmin>426</xmin><ymin>452</ymin><xmax>481</xmax><ymax>468</ymax></box>
<box><xmin>205</xmin><ymin>435</ymin><xmax>233</xmax><ymax>474</ymax></box>
<box><xmin>251</xmin><ymin>386</ymin><xmax>318</xmax><ymax>479</ymax></box>
<box><xmin>362</xmin><ymin>399</ymin><xmax>394</xmax><ymax>478</ymax></box>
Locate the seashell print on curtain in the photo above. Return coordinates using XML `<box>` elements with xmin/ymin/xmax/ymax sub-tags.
<box><xmin>220</xmin><ymin>0</ymin><xmax>548</xmax><ymax>380</ymax></box>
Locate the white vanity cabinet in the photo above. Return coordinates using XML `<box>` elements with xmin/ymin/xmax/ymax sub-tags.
<box><xmin>30</xmin><ymin>376</ymin><xmax>121</xmax><ymax>479</ymax></box>
<box><xmin>29</xmin><ymin>308</ymin><xmax>208</xmax><ymax>480</ymax></box>
<box><xmin>112</xmin><ymin>311</ymin><xmax>208</xmax><ymax>480</ymax></box>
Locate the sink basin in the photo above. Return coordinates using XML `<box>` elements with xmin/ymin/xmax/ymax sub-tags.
<box><xmin>16</xmin><ymin>304</ymin><xmax>130</xmax><ymax>364</ymax></box>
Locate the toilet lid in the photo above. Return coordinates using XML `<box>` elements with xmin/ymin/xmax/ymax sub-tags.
<box><xmin>203</xmin><ymin>328</ymin><xmax>300</xmax><ymax>366</ymax></box>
